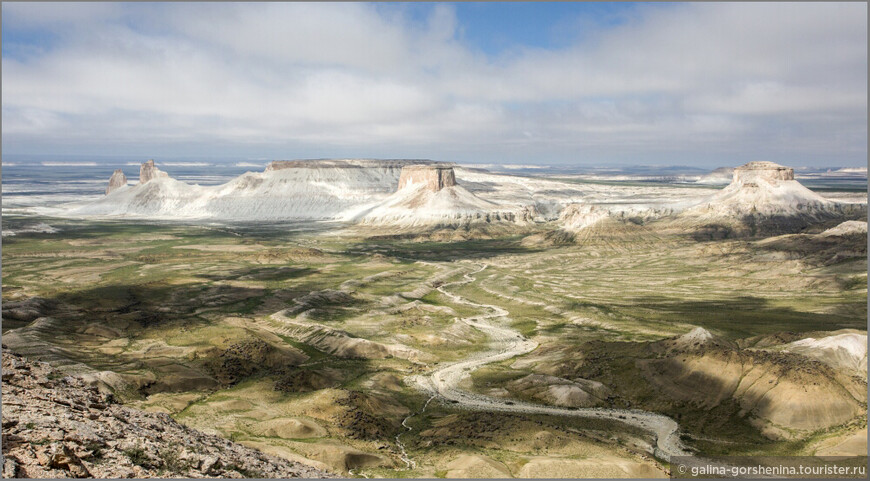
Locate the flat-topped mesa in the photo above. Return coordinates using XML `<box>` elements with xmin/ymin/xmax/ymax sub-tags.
<box><xmin>105</xmin><ymin>169</ymin><xmax>127</xmax><ymax>195</ymax></box>
<box><xmin>265</xmin><ymin>159</ymin><xmax>435</xmax><ymax>171</ymax></box>
<box><xmin>139</xmin><ymin>159</ymin><xmax>169</xmax><ymax>184</ymax></box>
<box><xmin>733</xmin><ymin>161</ymin><xmax>794</xmax><ymax>185</ymax></box>
<box><xmin>681</xmin><ymin>160</ymin><xmax>854</xmax><ymax>235</ymax></box>
<box><xmin>397</xmin><ymin>164</ymin><xmax>457</xmax><ymax>192</ymax></box>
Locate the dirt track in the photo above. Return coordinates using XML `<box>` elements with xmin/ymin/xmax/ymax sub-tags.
<box><xmin>407</xmin><ymin>263</ymin><xmax>690</xmax><ymax>461</ymax></box>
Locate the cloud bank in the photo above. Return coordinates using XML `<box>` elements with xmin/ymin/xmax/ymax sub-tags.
<box><xmin>2</xmin><ymin>2</ymin><xmax>866</xmax><ymax>166</ymax></box>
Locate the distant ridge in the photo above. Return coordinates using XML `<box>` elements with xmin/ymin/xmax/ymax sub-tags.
<box><xmin>266</xmin><ymin>158</ymin><xmax>443</xmax><ymax>171</ymax></box>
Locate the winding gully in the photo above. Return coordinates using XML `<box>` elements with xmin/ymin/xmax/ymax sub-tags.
<box><xmin>403</xmin><ymin>263</ymin><xmax>691</xmax><ymax>463</ymax></box>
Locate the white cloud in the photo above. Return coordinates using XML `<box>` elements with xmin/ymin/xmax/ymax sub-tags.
<box><xmin>1</xmin><ymin>2</ymin><xmax>866</xmax><ymax>166</ymax></box>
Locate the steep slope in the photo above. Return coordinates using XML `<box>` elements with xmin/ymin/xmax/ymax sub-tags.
<box><xmin>558</xmin><ymin>204</ymin><xmax>610</xmax><ymax>232</ymax></box>
<box><xmin>105</xmin><ymin>169</ymin><xmax>127</xmax><ymax>195</ymax></box>
<box><xmin>639</xmin><ymin>348</ymin><xmax>866</xmax><ymax>437</ymax></box>
<box><xmin>74</xmin><ymin>159</ymin><xmax>426</xmax><ymax>220</ymax></box>
<box><xmin>752</xmin><ymin>223</ymin><xmax>867</xmax><ymax>266</ymax></box>
<box><xmin>1</xmin><ymin>350</ymin><xmax>333</xmax><ymax>479</ymax></box>
<box><xmin>638</xmin><ymin>329</ymin><xmax>867</xmax><ymax>438</ymax></box>
<box><xmin>677</xmin><ymin>161</ymin><xmax>862</xmax><ymax>236</ymax></box>
<box><xmin>139</xmin><ymin>159</ymin><xmax>170</xmax><ymax>184</ymax></box>
<box><xmin>776</xmin><ymin>330</ymin><xmax>868</xmax><ymax>378</ymax></box>
<box><xmin>556</xmin><ymin>203</ymin><xmax>669</xmax><ymax>232</ymax></box>
<box><xmin>685</xmin><ymin>161</ymin><xmax>833</xmax><ymax>218</ymax></box>
<box><xmin>525</xmin><ymin>328</ymin><xmax>867</xmax><ymax>442</ymax></box>
<box><xmin>352</xmin><ymin>165</ymin><xmax>534</xmax><ymax>226</ymax></box>
<box><xmin>74</xmin><ymin>175</ymin><xmax>207</xmax><ymax>217</ymax></box>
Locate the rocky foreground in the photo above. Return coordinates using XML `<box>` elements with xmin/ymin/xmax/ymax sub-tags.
<box><xmin>1</xmin><ymin>349</ymin><xmax>334</xmax><ymax>479</ymax></box>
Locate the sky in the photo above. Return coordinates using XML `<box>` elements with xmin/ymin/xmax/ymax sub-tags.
<box><xmin>2</xmin><ymin>2</ymin><xmax>867</xmax><ymax>168</ymax></box>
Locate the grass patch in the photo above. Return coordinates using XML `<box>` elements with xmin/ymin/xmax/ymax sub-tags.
<box><xmin>470</xmin><ymin>366</ymin><xmax>529</xmax><ymax>390</ymax></box>
<box><xmin>510</xmin><ymin>319</ymin><xmax>537</xmax><ymax>337</ymax></box>
<box><xmin>621</xmin><ymin>296</ymin><xmax>866</xmax><ymax>339</ymax></box>
<box><xmin>123</xmin><ymin>446</ymin><xmax>151</xmax><ymax>468</ymax></box>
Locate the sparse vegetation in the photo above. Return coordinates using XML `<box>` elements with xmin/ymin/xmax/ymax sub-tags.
<box><xmin>122</xmin><ymin>446</ymin><xmax>151</xmax><ymax>468</ymax></box>
<box><xmin>2</xmin><ymin>214</ymin><xmax>866</xmax><ymax>477</ymax></box>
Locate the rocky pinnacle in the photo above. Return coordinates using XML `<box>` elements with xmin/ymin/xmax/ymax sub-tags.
<box><xmin>105</xmin><ymin>169</ymin><xmax>127</xmax><ymax>195</ymax></box>
<box><xmin>139</xmin><ymin>159</ymin><xmax>169</xmax><ymax>184</ymax></box>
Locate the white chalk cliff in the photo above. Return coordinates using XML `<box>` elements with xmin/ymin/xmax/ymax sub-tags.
<box><xmin>557</xmin><ymin>204</ymin><xmax>610</xmax><ymax>232</ymax></box>
<box><xmin>80</xmin><ymin>159</ymin><xmax>517</xmax><ymax>223</ymax></box>
<box><xmin>73</xmin><ymin>159</ymin><xmax>857</xmax><ymax>230</ymax></box>
<box><xmin>350</xmin><ymin>165</ymin><xmax>533</xmax><ymax>226</ymax></box>
<box><xmin>683</xmin><ymin>161</ymin><xmax>835</xmax><ymax>218</ymax></box>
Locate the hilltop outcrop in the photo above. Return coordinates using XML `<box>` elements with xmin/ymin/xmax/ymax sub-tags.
<box><xmin>397</xmin><ymin>164</ymin><xmax>456</xmax><ymax>191</ymax></box>
<box><xmin>688</xmin><ymin>161</ymin><xmax>830</xmax><ymax>217</ymax></box>
<box><xmin>105</xmin><ymin>169</ymin><xmax>127</xmax><ymax>195</ymax></box>
<box><xmin>679</xmin><ymin>161</ymin><xmax>863</xmax><ymax>236</ymax></box>
<box><xmin>139</xmin><ymin>159</ymin><xmax>169</xmax><ymax>184</ymax></box>
<box><xmin>354</xmin><ymin>164</ymin><xmax>534</xmax><ymax>226</ymax></box>
<box><xmin>1</xmin><ymin>349</ymin><xmax>333</xmax><ymax>479</ymax></box>
<box><xmin>733</xmin><ymin>161</ymin><xmax>795</xmax><ymax>182</ymax></box>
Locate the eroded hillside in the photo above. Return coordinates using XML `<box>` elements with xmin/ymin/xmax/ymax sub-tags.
<box><xmin>0</xmin><ymin>349</ymin><xmax>333</xmax><ymax>479</ymax></box>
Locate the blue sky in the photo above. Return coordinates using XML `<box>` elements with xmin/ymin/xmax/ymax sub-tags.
<box><xmin>385</xmin><ymin>2</ymin><xmax>651</xmax><ymax>55</ymax></box>
<box><xmin>2</xmin><ymin>2</ymin><xmax>867</xmax><ymax>167</ymax></box>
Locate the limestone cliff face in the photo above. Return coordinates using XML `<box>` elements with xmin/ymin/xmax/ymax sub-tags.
<box><xmin>397</xmin><ymin>165</ymin><xmax>457</xmax><ymax>192</ymax></box>
<box><xmin>558</xmin><ymin>204</ymin><xmax>609</xmax><ymax>232</ymax></box>
<box><xmin>357</xmin><ymin>164</ymin><xmax>536</xmax><ymax>226</ymax></box>
<box><xmin>105</xmin><ymin>169</ymin><xmax>127</xmax><ymax>195</ymax></box>
<box><xmin>139</xmin><ymin>159</ymin><xmax>169</xmax><ymax>184</ymax></box>
<box><xmin>680</xmin><ymin>161</ymin><xmax>861</xmax><ymax>236</ymax></box>
<box><xmin>732</xmin><ymin>161</ymin><xmax>794</xmax><ymax>184</ymax></box>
